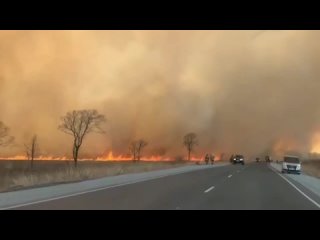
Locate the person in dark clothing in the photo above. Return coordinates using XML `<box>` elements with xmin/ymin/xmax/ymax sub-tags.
<box><xmin>265</xmin><ymin>155</ymin><xmax>271</xmax><ymax>162</ymax></box>
<box><xmin>205</xmin><ymin>154</ymin><xmax>209</xmax><ymax>165</ymax></box>
<box><xmin>210</xmin><ymin>154</ymin><xmax>215</xmax><ymax>164</ymax></box>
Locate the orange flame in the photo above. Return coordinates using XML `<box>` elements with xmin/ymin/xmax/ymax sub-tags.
<box><xmin>0</xmin><ymin>155</ymin><xmax>69</xmax><ymax>161</ymax></box>
<box><xmin>310</xmin><ymin>132</ymin><xmax>320</xmax><ymax>154</ymax></box>
<box><xmin>272</xmin><ymin>138</ymin><xmax>299</xmax><ymax>157</ymax></box>
<box><xmin>96</xmin><ymin>151</ymin><xmax>173</xmax><ymax>161</ymax></box>
<box><xmin>96</xmin><ymin>151</ymin><xmax>132</xmax><ymax>161</ymax></box>
<box><xmin>0</xmin><ymin>151</ymin><xmax>221</xmax><ymax>161</ymax></box>
<box><xmin>0</xmin><ymin>155</ymin><xmax>28</xmax><ymax>160</ymax></box>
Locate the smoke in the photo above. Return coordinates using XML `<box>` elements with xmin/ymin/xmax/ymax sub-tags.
<box><xmin>1</xmin><ymin>30</ymin><xmax>320</xmax><ymax>159</ymax></box>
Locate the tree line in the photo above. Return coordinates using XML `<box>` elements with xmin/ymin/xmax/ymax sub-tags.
<box><xmin>0</xmin><ymin>109</ymin><xmax>199</xmax><ymax>167</ymax></box>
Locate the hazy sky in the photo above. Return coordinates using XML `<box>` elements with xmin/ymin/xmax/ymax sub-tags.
<box><xmin>1</xmin><ymin>30</ymin><xmax>320</xmax><ymax>159</ymax></box>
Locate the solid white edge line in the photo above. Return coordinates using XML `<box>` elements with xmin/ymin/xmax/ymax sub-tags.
<box><xmin>269</xmin><ymin>166</ymin><xmax>320</xmax><ymax>209</ymax></box>
<box><xmin>204</xmin><ymin>186</ymin><xmax>215</xmax><ymax>193</ymax></box>
<box><xmin>1</xmin><ymin>164</ymin><xmax>224</xmax><ymax>210</ymax></box>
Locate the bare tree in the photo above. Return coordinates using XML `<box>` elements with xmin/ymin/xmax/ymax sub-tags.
<box><xmin>129</xmin><ymin>142</ymin><xmax>137</xmax><ymax>161</ymax></box>
<box><xmin>25</xmin><ymin>135</ymin><xmax>38</xmax><ymax>169</ymax></box>
<box><xmin>183</xmin><ymin>133</ymin><xmax>198</xmax><ymax>161</ymax></box>
<box><xmin>58</xmin><ymin>110</ymin><xmax>106</xmax><ymax>167</ymax></box>
<box><xmin>129</xmin><ymin>139</ymin><xmax>148</xmax><ymax>161</ymax></box>
<box><xmin>0</xmin><ymin>121</ymin><xmax>14</xmax><ymax>147</ymax></box>
<box><xmin>136</xmin><ymin>140</ymin><xmax>148</xmax><ymax>161</ymax></box>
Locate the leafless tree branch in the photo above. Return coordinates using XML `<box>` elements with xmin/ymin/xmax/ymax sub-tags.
<box><xmin>129</xmin><ymin>139</ymin><xmax>148</xmax><ymax>161</ymax></box>
<box><xmin>58</xmin><ymin>110</ymin><xmax>106</xmax><ymax>167</ymax></box>
<box><xmin>25</xmin><ymin>135</ymin><xmax>38</xmax><ymax>168</ymax></box>
<box><xmin>183</xmin><ymin>133</ymin><xmax>198</xmax><ymax>161</ymax></box>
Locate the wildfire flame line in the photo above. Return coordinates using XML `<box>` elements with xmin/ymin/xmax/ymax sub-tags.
<box><xmin>0</xmin><ymin>151</ymin><xmax>220</xmax><ymax>161</ymax></box>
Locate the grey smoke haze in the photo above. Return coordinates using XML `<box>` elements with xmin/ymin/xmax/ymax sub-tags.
<box><xmin>1</xmin><ymin>30</ymin><xmax>320</xmax><ymax>159</ymax></box>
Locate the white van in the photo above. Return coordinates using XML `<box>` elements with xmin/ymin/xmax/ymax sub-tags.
<box><xmin>281</xmin><ymin>155</ymin><xmax>301</xmax><ymax>174</ymax></box>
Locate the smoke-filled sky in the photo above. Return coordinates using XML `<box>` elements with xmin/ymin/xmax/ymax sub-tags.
<box><xmin>1</xmin><ymin>30</ymin><xmax>320</xmax><ymax>159</ymax></box>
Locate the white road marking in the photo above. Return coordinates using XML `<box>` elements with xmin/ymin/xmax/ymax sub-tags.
<box><xmin>204</xmin><ymin>186</ymin><xmax>215</xmax><ymax>193</ymax></box>
<box><xmin>269</xmin><ymin>167</ymin><xmax>320</xmax><ymax>209</ymax></box>
<box><xmin>1</xmin><ymin>165</ymin><xmax>225</xmax><ymax>210</ymax></box>
<box><xmin>228</xmin><ymin>174</ymin><xmax>232</xmax><ymax>178</ymax></box>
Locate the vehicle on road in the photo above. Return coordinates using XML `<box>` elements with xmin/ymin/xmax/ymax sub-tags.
<box><xmin>281</xmin><ymin>155</ymin><xmax>301</xmax><ymax>174</ymax></box>
<box><xmin>232</xmin><ymin>154</ymin><xmax>245</xmax><ymax>165</ymax></box>
<box><xmin>256</xmin><ymin>157</ymin><xmax>260</xmax><ymax>163</ymax></box>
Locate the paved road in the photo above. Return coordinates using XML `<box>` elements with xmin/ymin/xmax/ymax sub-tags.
<box><xmin>12</xmin><ymin>163</ymin><xmax>320</xmax><ymax>210</ymax></box>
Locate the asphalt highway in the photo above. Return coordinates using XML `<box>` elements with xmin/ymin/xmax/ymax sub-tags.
<box><xmin>11</xmin><ymin>163</ymin><xmax>320</xmax><ymax>210</ymax></box>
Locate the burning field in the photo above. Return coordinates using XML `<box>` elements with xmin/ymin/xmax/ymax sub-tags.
<box><xmin>0</xmin><ymin>151</ymin><xmax>207</xmax><ymax>161</ymax></box>
<box><xmin>2</xmin><ymin>30</ymin><xmax>320</xmax><ymax>177</ymax></box>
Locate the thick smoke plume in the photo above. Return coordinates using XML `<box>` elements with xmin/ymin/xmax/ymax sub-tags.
<box><xmin>1</xmin><ymin>30</ymin><xmax>320</xmax><ymax>159</ymax></box>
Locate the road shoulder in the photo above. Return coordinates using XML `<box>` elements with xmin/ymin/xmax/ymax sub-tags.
<box><xmin>0</xmin><ymin>163</ymin><xmax>226</xmax><ymax>209</ymax></box>
<box><xmin>269</xmin><ymin>163</ymin><xmax>320</xmax><ymax>208</ymax></box>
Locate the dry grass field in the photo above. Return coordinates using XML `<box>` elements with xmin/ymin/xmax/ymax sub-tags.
<box><xmin>0</xmin><ymin>160</ymin><xmax>192</xmax><ymax>192</ymax></box>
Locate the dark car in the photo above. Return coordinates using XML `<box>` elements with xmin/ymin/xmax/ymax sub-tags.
<box><xmin>232</xmin><ymin>154</ymin><xmax>245</xmax><ymax>165</ymax></box>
